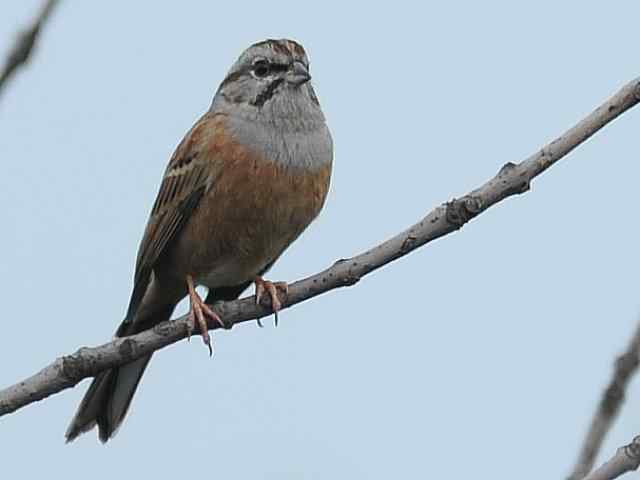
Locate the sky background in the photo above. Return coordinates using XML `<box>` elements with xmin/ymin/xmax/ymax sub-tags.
<box><xmin>1</xmin><ymin>1</ymin><xmax>640</xmax><ymax>478</ymax></box>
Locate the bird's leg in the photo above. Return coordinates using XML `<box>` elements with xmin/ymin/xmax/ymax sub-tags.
<box><xmin>254</xmin><ymin>277</ymin><xmax>288</xmax><ymax>326</ymax></box>
<box><xmin>186</xmin><ymin>275</ymin><xmax>225</xmax><ymax>356</ymax></box>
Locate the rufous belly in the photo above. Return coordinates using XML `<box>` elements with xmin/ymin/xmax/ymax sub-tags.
<box><xmin>166</xmin><ymin>156</ymin><xmax>331</xmax><ymax>289</ymax></box>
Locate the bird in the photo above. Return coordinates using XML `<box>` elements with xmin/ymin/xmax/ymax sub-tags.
<box><xmin>65</xmin><ymin>38</ymin><xmax>333</xmax><ymax>443</ymax></box>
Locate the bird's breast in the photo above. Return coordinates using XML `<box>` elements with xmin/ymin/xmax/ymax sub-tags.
<box><xmin>169</xmin><ymin>116</ymin><xmax>333</xmax><ymax>288</ymax></box>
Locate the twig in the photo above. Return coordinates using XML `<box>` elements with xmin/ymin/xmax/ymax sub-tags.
<box><xmin>0</xmin><ymin>0</ymin><xmax>59</xmax><ymax>99</ymax></box>
<box><xmin>568</xmin><ymin>322</ymin><xmax>640</xmax><ymax>480</ymax></box>
<box><xmin>0</xmin><ymin>77</ymin><xmax>639</xmax><ymax>418</ymax></box>
<box><xmin>581</xmin><ymin>436</ymin><xmax>640</xmax><ymax>480</ymax></box>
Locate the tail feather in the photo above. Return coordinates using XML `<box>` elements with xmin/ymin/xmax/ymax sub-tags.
<box><xmin>66</xmin><ymin>283</ymin><xmax>249</xmax><ymax>443</ymax></box>
<box><xmin>65</xmin><ymin>304</ymin><xmax>174</xmax><ymax>443</ymax></box>
<box><xmin>65</xmin><ymin>355</ymin><xmax>152</xmax><ymax>443</ymax></box>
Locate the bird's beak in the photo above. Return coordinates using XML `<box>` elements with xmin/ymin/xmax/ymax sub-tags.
<box><xmin>287</xmin><ymin>61</ymin><xmax>311</xmax><ymax>86</ymax></box>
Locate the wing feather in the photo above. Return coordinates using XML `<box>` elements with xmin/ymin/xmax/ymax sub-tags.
<box><xmin>123</xmin><ymin>113</ymin><xmax>218</xmax><ymax>323</ymax></box>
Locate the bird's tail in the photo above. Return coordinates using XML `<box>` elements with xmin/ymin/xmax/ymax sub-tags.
<box><xmin>65</xmin><ymin>304</ymin><xmax>174</xmax><ymax>443</ymax></box>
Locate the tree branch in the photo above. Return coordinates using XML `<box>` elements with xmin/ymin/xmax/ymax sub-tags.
<box><xmin>0</xmin><ymin>0</ymin><xmax>59</xmax><ymax>99</ymax></box>
<box><xmin>568</xmin><ymin>321</ymin><xmax>640</xmax><ymax>480</ymax></box>
<box><xmin>1</xmin><ymin>77</ymin><xmax>639</xmax><ymax>418</ymax></box>
<box><xmin>581</xmin><ymin>436</ymin><xmax>640</xmax><ymax>480</ymax></box>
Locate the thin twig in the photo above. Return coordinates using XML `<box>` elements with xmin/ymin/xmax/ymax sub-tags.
<box><xmin>0</xmin><ymin>77</ymin><xmax>639</xmax><ymax>418</ymax></box>
<box><xmin>0</xmin><ymin>0</ymin><xmax>59</xmax><ymax>99</ymax></box>
<box><xmin>581</xmin><ymin>436</ymin><xmax>640</xmax><ymax>480</ymax></box>
<box><xmin>568</xmin><ymin>322</ymin><xmax>640</xmax><ymax>480</ymax></box>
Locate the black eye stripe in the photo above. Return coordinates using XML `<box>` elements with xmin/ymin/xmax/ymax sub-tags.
<box><xmin>251</xmin><ymin>60</ymin><xmax>289</xmax><ymax>77</ymax></box>
<box><xmin>270</xmin><ymin>63</ymin><xmax>288</xmax><ymax>73</ymax></box>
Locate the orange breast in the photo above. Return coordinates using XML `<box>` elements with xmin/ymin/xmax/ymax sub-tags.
<box><xmin>162</xmin><ymin>117</ymin><xmax>332</xmax><ymax>288</ymax></box>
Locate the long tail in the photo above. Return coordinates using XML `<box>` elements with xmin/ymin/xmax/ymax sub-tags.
<box><xmin>65</xmin><ymin>304</ymin><xmax>174</xmax><ymax>443</ymax></box>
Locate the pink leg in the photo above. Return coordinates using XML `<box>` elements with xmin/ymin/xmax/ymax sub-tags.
<box><xmin>186</xmin><ymin>275</ymin><xmax>225</xmax><ymax>356</ymax></box>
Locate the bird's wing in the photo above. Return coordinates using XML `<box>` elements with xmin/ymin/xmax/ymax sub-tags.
<box><xmin>123</xmin><ymin>113</ymin><xmax>221</xmax><ymax>323</ymax></box>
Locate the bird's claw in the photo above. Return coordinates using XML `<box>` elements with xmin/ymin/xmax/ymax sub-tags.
<box><xmin>254</xmin><ymin>277</ymin><xmax>288</xmax><ymax>326</ymax></box>
<box><xmin>186</xmin><ymin>275</ymin><xmax>227</xmax><ymax>356</ymax></box>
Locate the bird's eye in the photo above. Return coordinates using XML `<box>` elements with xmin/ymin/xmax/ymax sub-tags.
<box><xmin>252</xmin><ymin>60</ymin><xmax>270</xmax><ymax>78</ymax></box>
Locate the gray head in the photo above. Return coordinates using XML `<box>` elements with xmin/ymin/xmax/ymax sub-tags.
<box><xmin>211</xmin><ymin>39</ymin><xmax>325</xmax><ymax>128</ymax></box>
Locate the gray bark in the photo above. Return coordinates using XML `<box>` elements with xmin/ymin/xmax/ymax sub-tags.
<box><xmin>568</xmin><ymin>322</ymin><xmax>640</xmax><ymax>480</ymax></box>
<box><xmin>0</xmin><ymin>0</ymin><xmax>59</xmax><ymax>99</ymax></box>
<box><xmin>582</xmin><ymin>437</ymin><xmax>640</xmax><ymax>480</ymax></box>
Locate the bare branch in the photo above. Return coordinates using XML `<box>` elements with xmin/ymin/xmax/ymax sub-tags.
<box><xmin>581</xmin><ymin>436</ymin><xmax>640</xmax><ymax>480</ymax></box>
<box><xmin>0</xmin><ymin>0</ymin><xmax>59</xmax><ymax>99</ymax></box>
<box><xmin>1</xmin><ymin>77</ymin><xmax>639</xmax><ymax>418</ymax></box>
<box><xmin>568</xmin><ymin>322</ymin><xmax>640</xmax><ymax>480</ymax></box>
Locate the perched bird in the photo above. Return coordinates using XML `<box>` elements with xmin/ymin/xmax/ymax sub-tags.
<box><xmin>65</xmin><ymin>39</ymin><xmax>333</xmax><ymax>443</ymax></box>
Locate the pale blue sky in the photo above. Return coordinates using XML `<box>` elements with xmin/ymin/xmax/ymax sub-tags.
<box><xmin>2</xmin><ymin>1</ymin><xmax>640</xmax><ymax>478</ymax></box>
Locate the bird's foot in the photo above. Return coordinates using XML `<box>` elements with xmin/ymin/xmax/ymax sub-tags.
<box><xmin>186</xmin><ymin>275</ymin><xmax>225</xmax><ymax>356</ymax></box>
<box><xmin>254</xmin><ymin>277</ymin><xmax>288</xmax><ymax>326</ymax></box>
